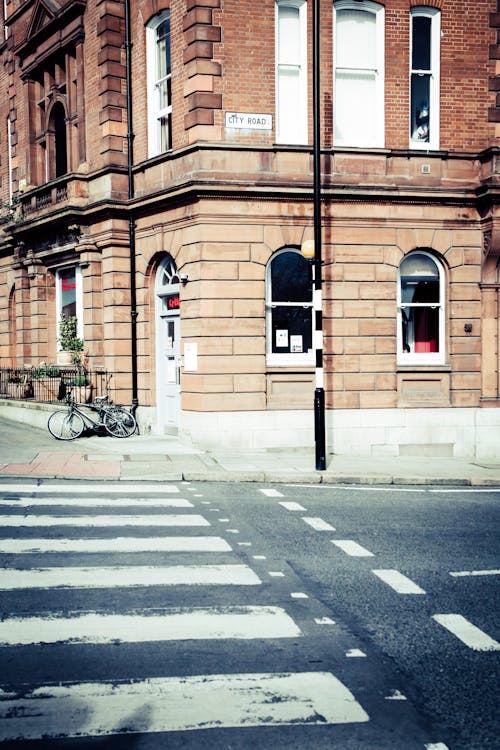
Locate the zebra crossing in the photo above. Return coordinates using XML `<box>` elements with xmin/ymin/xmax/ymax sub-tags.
<box><xmin>0</xmin><ymin>481</ymin><xmax>371</xmax><ymax>745</ymax></box>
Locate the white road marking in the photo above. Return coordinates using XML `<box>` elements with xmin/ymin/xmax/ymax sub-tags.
<box><xmin>372</xmin><ymin>569</ymin><xmax>426</xmax><ymax>595</ymax></box>
<box><xmin>432</xmin><ymin>614</ymin><xmax>500</xmax><ymax>651</ymax></box>
<box><xmin>279</xmin><ymin>501</ymin><xmax>307</xmax><ymax>512</ymax></box>
<box><xmin>346</xmin><ymin>649</ymin><xmax>366</xmax><ymax>658</ymax></box>
<box><xmin>0</xmin><ymin>672</ymin><xmax>369</xmax><ymax>740</ymax></box>
<box><xmin>0</xmin><ymin>514</ymin><xmax>210</xmax><ymax>527</ymax></box>
<box><xmin>291</xmin><ymin>592</ymin><xmax>308</xmax><ymax>599</ymax></box>
<box><xmin>0</xmin><ymin>606</ymin><xmax>301</xmax><ymax>645</ymax></box>
<box><xmin>302</xmin><ymin>517</ymin><xmax>336</xmax><ymax>531</ymax></box>
<box><xmin>260</xmin><ymin>489</ymin><xmax>284</xmax><ymax>497</ymax></box>
<box><xmin>331</xmin><ymin>540</ymin><xmax>374</xmax><ymax>557</ymax></box>
<box><xmin>450</xmin><ymin>569</ymin><xmax>500</xmax><ymax>577</ymax></box>
<box><xmin>269</xmin><ymin>571</ymin><xmax>285</xmax><ymax>578</ymax></box>
<box><xmin>0</xmin><ymin>483</ymin><xmax>180</xmax><ymax>494</ymax></box>
<box><xmin>286</xmin><ymin>484</ymin><xmax>426</xmax><ymax>493</ymax></box>
<box><xmin>425</xmin><ymin>744</ymin><xmax>450</xmax><ymax>750</ymax></box>
<box><xmin>0</xmin><ymin>564</ymin><xmax>261</xmax><ymax>590</ymax></box>
<box><xmin>0</xmin><ymin>536</ymin><xmax>232</xmax><ymax>555</ymax></box>
<box><xmin>0</xmin><ymin>497</ymin><xmax>193</xmax><ymax>508</ymax></box>
<box><xmin>385</xmin><ymin>690</ymin><xmax>407</xmax><ymax>701</ymax></box>
<box><xmin>315</xmin><ymin>617</ymin><xmax>336</xmax><ymax>625</ymax></box>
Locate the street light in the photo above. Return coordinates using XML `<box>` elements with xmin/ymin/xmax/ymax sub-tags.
<box><xmin>301</xmin><ymin>0</ymin><xmax>326</xmax><ymax>471</ymax></box>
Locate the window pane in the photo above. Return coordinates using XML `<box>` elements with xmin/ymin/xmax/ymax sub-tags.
<box><xmin>334</xmin><ymin>69</ymin><xmax>376</xmax><ymax>145</ymax></box>
<box><xmin>278</xmin><ymin>6</ymin><xmax>300</xmax><ymax>64</ymax></box>
<box><xmin>277</xmin><ymin>67</ymin><xmax>300</xmax><ymax>141</ymax></box>
<box><xmin>412</xmin><ymin>16</ymin><xmax>431</xmax><ymax>70</ymax></box>
<box><xmin>336</xmin><ymin>9</ymin><xmax>376</xmax><ymax>69</ymax></box>
<box><xmin>401</xmin><ymin>278</ymin><xmax>439</xmax><ymax>304</ymax></box>
<box><xmin>59</xmin><ymin>268</ymin><xmax>76</xmax><ymax>317</ymax></box>
<box><xmin>411</xmin><ymin>75</ymin><xmax>430</xmax><ymax>142</ymax></box>
<box><xmin>159</xmin><ymin>115</ymin><xmax>171</xmax><ymax>152</ymax></box>
<box><xmin>270</xmin><ymin>252</ymin><xmax>312</xmax><ymax>302</ymax></box>
<box><xmin>157</xmin><ymin>77</ymin><xmax>171</xmax><ymax>110</ymax></box>
<box><xmin>156</xmin><ymin>18</ymin><xmax>171</xmax><ymax>80</ymax></box>
<box><xmin>401</xmin><ymin>306</ymin><xmax>439</xmax><ymax>353</ymax></box>
<box><xmin>271</xmin><ymin>306</ymin><xmax>312</xmax><ymax>354</ymax></box>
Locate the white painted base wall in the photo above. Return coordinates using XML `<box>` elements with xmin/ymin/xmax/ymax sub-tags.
<box><xmin>1</xmin><ymin>399</ymin><xmax>499</xmax><ymax>461</ymax></box>
<box><xmin>180</xmin><ymin>407</ymin><xmax>500</xmax><ymax>461</ymax></box>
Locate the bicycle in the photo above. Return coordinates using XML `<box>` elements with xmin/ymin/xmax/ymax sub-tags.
<box><xmin>48</xmin><ymin>392</ymin><xmax>137</xmax><ymax>440</ymax></box>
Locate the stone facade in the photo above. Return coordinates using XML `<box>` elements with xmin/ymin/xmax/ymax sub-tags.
<box><xmin>0</xmin><ymin>0</ymin><xmax>500</xmax><ymax>458</ymax></box>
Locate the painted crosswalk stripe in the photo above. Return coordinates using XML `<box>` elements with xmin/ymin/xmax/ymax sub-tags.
<box><xmin>0</xmin><ymin>672</ymin><xmax>369</xmax><ymax>740</ymax></box>
<box><xmin>302</xmin><ymin>517</ymin><xmax>335</xmax><ymax>531</ymax></box>
<box><xmin>450</xmin><ymin>569</ymin><xmax>500</xmax><ymax>577</ymax></box>
<box><xmin>260</xmin><ymin>489</ymin><xmax>284</xmax><ymax>497</ymax></box>
<box><xmin>0</xmin><ymin>497</ymin><xmax>193</xmax><ymax>508</ymax></box>
<box><xmin>0</xmin><ymin>564</ymin><xmax>261</xmax><ymax>590</ymax></box>
<box><xmin>279</xmin><ymin>501</ymin><xmax>307</xmax><ymax>511</ymax></box>
<box><xmin>0</xmin><ymin>536</ymin><xmax>232</xmax><ymax>555</ymax></box>
<box><xmin>331</xmin><ymin>540</ymin><xmax>374</xmax><ymax>557</ymax></box>
<box><xmin>0</xmin><ymin>514</ymin><xmax>210</xmax><ymax>527</ymax></box>
<box><xmin>0</xmin><ymin>483</ymin><xmax>180</xmax><ymax>494</ymax></box>
<box><xmin>372</xmin><ymin>570</ymin><xmax>426</xmax><ymax>595</ymax></box>
<box><xmin>432</xmin><ymin>614</ymin><xmax>500</xmax><ymax>651</ymax></box>
<box><xmin>0</xmin><ymin>606</ymin><xmax>301</xmax><ymax>645</ymax></box>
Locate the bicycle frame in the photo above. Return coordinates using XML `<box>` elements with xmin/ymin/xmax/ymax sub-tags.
<box><xmin>67</xmin><ymin>399</ymin><xmax>108</xmax><ymax>433</ymax></box>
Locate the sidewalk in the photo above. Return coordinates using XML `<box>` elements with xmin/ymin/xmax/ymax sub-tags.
<box><xmin>0</xmin><ymin>418</ymin><xmax>499</xmax><ymax>485</ymax></box>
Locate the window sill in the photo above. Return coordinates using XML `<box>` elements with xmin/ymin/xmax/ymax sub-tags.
<box><xmin>397</xmin><ymin>364</ymin><xmax>451</xmax><ymax>372</ymax></box>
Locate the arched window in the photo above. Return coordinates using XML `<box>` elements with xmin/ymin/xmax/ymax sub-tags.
<box><xmin>50</xmin><ymin>102</ymin><xmax>67</xmax><ymax>178</ymax></box>
<box><xmin>397</xmin><ymin>251</ymin><xmax>445</xmax><ymax>364</ymax></box>
<box><xmin>266</xmin><ymin>248</ymin><xmax>313</xmax><ymax>365</ymax></box>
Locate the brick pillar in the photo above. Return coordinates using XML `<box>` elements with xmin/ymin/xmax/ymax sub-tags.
<box><xmin>96</xmin><ymin>0</ymin><xmax>127</xmax><ymax>166</ymax></box>
<box><xmin>183</xmin><ymin>0</ymin><xmax>222</xmax><ymax>142</ymax></box>
<box><xmin>25</xmin><ymin>252</ymin><xmax>47</xmax><ymax>364</ymax></box>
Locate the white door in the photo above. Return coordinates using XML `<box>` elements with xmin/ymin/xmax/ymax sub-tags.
<box><xmin>155</xmin><ymin>258</ymin><xmax>181</xmax><ymax>434</ymax></box>
<box><xmin>158</xmin><ymin>312</ymin><xmax>180</xmax><ymax>432</ymax></box>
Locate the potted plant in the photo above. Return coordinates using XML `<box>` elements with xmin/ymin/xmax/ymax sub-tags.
<box><xmin>57</xmin><ymin>314</ymin><xmax>84</xmax><ymax>365</ymax></box>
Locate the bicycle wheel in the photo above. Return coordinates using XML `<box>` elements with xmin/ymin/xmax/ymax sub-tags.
<box><xmin>48</xmin><ymin>409</ymin><xmax>85</xmax><ymax>440</ymax></box>
<box><xmin>103</xmin><ymin>407</ymin><xmax>137</xmax><ymax>438</ymax></box>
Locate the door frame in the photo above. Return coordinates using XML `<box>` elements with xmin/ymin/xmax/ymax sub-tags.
<box><xmin>155</xmin><ymin>256</ymin><xmax>181</xmax><ymax>434</ymax></box>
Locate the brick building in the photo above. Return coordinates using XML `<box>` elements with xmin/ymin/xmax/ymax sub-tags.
<box><xmin>1</xmin><ymin>0</ymin><xmax>500</xmax><ymax>459</ymax></box>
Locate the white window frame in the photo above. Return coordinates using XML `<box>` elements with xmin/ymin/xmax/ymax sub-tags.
<box><xmin>397</xmin><ymin>250</ymin><xmax>445</xmax><ymax>366</ymax></box>
<box><xmin>275</xmin><ymin>0</ymin><xmax>308</xmax><ymax>145</ymax></box>
<box><xmin>55</xmin><ymin>266</ymin><xmax>83</xmax><ymax>349</ymax></box>
<box><xmin>409</xmin><ymin>6</ymin><xmax>440</xmax><ymax>150</ymax></box>
<box><xmin>333</xmin><ymin>0</ymin><xmax>385</xmax><ymax>148</ymax></box>
<box><xmin>146</xmin><ymin>10</ymin><xmax>172</xmax><ymax>157</ymax></box>
<box><xmin>266</xmin><ymin>248</ymin><xmax>314</xmax><ymax>366</ymax></box>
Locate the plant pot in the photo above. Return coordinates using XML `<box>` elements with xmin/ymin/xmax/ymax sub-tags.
<box><xmin>6</xmin><ymin>382</ymin><xmax>32</xmax><ymax>399</ymax></box>
<box><xmin>57</xmin><ymin>350</ymin><xmax>74</xmax><ymax>365</ymax></box>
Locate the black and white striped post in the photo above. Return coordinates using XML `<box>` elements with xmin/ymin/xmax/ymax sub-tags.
<box><xmin>301</xmin><ymin>0</ymin><xmax>326</xmax><ymax>471</ymax></box>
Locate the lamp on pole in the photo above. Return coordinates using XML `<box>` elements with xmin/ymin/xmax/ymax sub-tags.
<box><xmin>301</xmin><ymin>0</ymin><xmax>326</xmax><ymax>471</ymax></box>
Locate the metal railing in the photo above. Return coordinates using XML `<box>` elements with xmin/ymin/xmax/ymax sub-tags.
<box><xmin>0</xmin><ymin>367</ymin><xmax>111</xmax><ymax>405</ymax></box>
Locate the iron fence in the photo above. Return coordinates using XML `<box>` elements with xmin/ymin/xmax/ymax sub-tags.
<box><xmin>0</xmin><ymin>367</ymin><xmax>111</xmax><ymax>405</ymax></box>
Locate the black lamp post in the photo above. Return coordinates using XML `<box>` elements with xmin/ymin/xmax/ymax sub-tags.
<box><xmin>301</xmin><ymin>0</ymin><xmax>326</xmax><ymax>471</ymax></box>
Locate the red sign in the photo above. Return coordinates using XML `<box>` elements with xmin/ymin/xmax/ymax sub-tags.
<box><xmin>166</xmin><ymin>294</ymin><xmax>180</xmax><ymax>310</ymax></box>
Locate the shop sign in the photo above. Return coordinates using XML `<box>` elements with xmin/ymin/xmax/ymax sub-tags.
<box><xmin>165</xmin><ymin>293</ymin><xmax>180</xmax><ymax>311</ymax></box>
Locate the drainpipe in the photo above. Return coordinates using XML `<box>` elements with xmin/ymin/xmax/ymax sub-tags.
<box><xmin>125</xmin><ymin>0</ymin><xmax>138</xmax><ymax>415</ymax></box>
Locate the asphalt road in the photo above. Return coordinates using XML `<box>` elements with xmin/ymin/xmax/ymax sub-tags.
<box><xmin>0</xmin><ymin>478</ymin><xmax>498</xmax><ymax>749</ymax></box>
